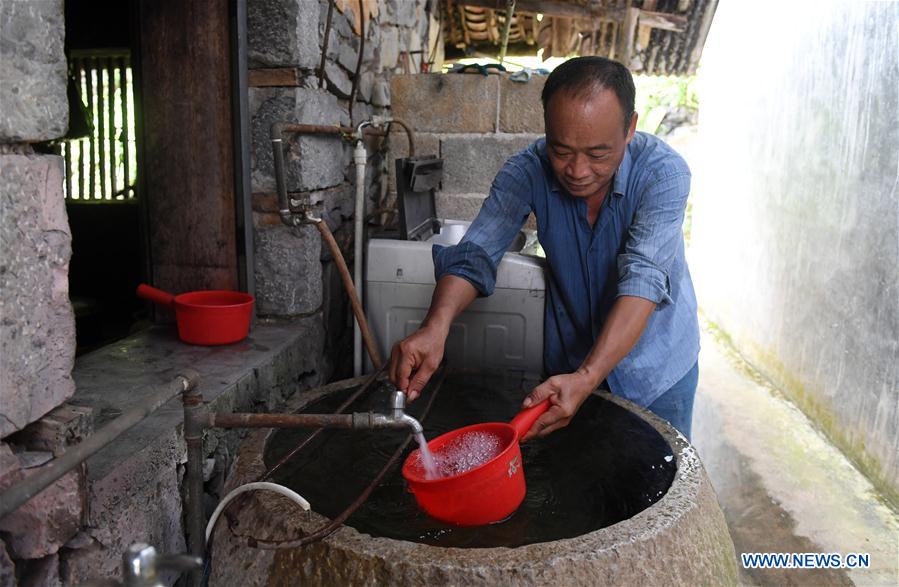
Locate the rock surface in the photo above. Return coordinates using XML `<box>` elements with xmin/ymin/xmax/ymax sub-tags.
<box><xmin>247</xmin><ymin>0</ymin><xmax>320</xmax><ymax>69</ymax></box>
<box><xmin>254</xmin><ymin>224</ymin><xmax>323</xmax><ymax>317</ymax></box>
<box><xmin>250</xmin><ymin>87</ymin><xmax>347</xmax><ymax>194</ymax></box>
<box><xmin>0</xmin><ymin>444</ymin><xmax>83</xmax><ymax>560</ymax></box>
<box><xmin>0</xmin><ymin>0</ymin><xmax>68</xmax><ymax>142</ymax></box>
<box><xmin>0</xmin><ymin>538</ymin><xmax>15</xmax><ymax>586</ymax></box>
<box><xmin>0</xmin><ymin>155</ymin><xmax>75</xmax><ymax>437</ymax></box>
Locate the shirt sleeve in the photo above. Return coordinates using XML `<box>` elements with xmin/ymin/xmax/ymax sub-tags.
<box><xmin>617</xmin><ymin>171</ymin><xmax>691</xmax><ymax>306</ymax></box>
<box><xmin>433</xmin><ymin>155</ymin><xmax>535</xmax><ymax>296</ymax></box>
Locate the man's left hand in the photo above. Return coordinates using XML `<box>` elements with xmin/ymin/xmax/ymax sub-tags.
<box><xmin>520</xmin><ymin>371</ymin><xmax>597</xmax><ymax>441</ymax></box>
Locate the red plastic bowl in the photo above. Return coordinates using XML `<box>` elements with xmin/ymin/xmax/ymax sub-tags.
<box><xmin>137</xmin><ymin>284</ymin><xmax>254</xmax><ymax>345</ymax></box>
<box><xmin>401</xmin><ymin>399</ymin><xmax>550</xmax><ymax>526</ymax></box>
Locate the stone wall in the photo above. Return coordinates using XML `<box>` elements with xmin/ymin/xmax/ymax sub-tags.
<box><xmin>248</xmin><ymin>0</ymin><xmax>436</xmax><ymax>381</ymax></box>
<box><xmin>0</xmin><ymin>0</ymin><xmax>440</xmax><ymax>582</ymax></box>
<box><xmin>389</xmin><ymin>72</ymin><xmax>545</xmax><ymax>225</ymax></box>
<box><xmin>0</xmin><ymin>0</ymin><xmax>79</xmax><ymax>582</ymax></box>
<box><xmin>690</xmin><ymin>1</ymin><xmax>898</xmax><ymax>506</ymax></box>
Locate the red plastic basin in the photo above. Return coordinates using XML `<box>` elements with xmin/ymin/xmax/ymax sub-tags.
<box><xmin>402</xmin><ymin>399</ymin><xmax>550</xmax><ymax>526</ymax></box>
<box><xmin>137</xmin><ymin>284</ymin><xmax>254</xmax><ymax>346</ymax></box>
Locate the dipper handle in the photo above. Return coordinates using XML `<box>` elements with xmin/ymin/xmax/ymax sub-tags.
<box><xmin>509</xmin><ymin>399</ymin><xmax>551</xmax><ymax>439</ymax></box>
<box><xmin>136</xmin><ymin>283</ymin><xmax>176</xmax><ymax>307</ymax></box>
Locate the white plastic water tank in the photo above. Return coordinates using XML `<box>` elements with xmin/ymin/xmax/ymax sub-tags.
<box><xmin>365</xmin><ymin>220</ymin><xmax>546</xmax><ymax>373</ymax></box>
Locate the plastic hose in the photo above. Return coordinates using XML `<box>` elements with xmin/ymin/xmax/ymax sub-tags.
<box><xmin>353</xmin><ymin>139</ymin><xmax>367</xmax><ymax>376</ymax></box>
<box><xmin>205</xmin><ymin>482</ymin><xmax>310</xmax><ymax>544</ymax></box>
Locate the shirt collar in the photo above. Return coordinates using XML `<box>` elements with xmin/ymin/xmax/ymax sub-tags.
<box><xmin>611</xmin><ymin>144</ymin><xmax>632</xmax><ymax>198</ymax></box>
<box><xmin>539</xmin><ymin>136</ymin><xmax>632</xmax><ymax>198</ymax></box>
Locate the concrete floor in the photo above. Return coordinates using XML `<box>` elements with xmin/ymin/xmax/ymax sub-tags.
<box><xmin>692</xmin><ymin>325</ymin><xmax>899</xmax><ymax>586</ymax></box>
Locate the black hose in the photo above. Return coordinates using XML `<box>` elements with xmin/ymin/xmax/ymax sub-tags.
<box><xmin>348</xmin><ymin>0</ymin><xmax>365</xmax><ymax>124</ymax></box>
<box><xmin>318</xmin><ymin>0</ymin><xmax>336</xmax><ymax>88</ymax></box>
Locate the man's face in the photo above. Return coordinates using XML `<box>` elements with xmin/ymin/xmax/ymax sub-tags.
<box><xmin>545</xmin><ymin>88</ymin><xmax>637</xmax><ymax>201</ymax></box>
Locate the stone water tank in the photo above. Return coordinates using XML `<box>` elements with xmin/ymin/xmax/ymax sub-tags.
<box><xmin>209</xmin><ymin>372</ymin><xmax>737</xmax><ymax>586</ymax></box>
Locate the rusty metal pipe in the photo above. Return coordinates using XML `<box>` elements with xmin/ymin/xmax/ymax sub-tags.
<box><xmin>269</xmin><ymin>121</ymin><xmax>385</xmax><ymax>227</ymax></box>
<box><xmin>315</xmin><ymin>218</ymin><xmax>384</xmax><ymax>369</ymax></box>
<box><xmin>206</xmin><ymin>411</ymin><xmax>420</xmax><ymax>432</ymax></box>
<box><xmin>182</xmin><ymin>388</ymin><xmax>205</xmax><ymax>587</ymax></box>
<box><xmin>183</xmin><ymin>377</ymin><xmax>422</xmax><ymax>577</ymax></box>
<box><xmin>208</xmin><ymin>412</ymin><xmax>353</xmax><ymax>429</ymax></box>
<box><xmin>278</xmin><ymin>123</ymin><xmax>386</xmax><ymax>137</ymax></box>
<box><xmin>387</xmin><ymin>118</ymin><xmax>416</xmax><ymax>157</ymax></box>
<box><xmin>0</xmin><ymin>372</ymin><xmax>200</xmax><ymax>520</ymax></box>
<box><xmin>262</xmin><ymin>367</ymin><xmax>386</xmax><ymax>482</ymax></box>
<box><xmin>269</xmin><ymin>122</ymin><xmax>384</xmax><ymax>370</ymax></box>
<box><xmin>243</xmin><ymin>368</ymin><xmax>447</xmax><ymax>550</ymax></box>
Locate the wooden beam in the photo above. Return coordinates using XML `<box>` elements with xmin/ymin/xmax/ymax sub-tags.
<box><xmin>248</xmin><ymin>68</ymin><xmax>302</xmax><ymax>87</ymax></box>
<box><xmin>638</xmin><ymin>10</ymin><xmax>687</xmax><ymax>32</ymax></box>
<box><xmin>616</xmin><ymin>4</ymin><xmax>640</xmax><ymax>65</ymax></box>
<box><xmin>460</xmin><ymin>0</ymin><xmax>626</xmax><ymax>20</ymax></box>
<box><xmin>637</xmin><ymin>0</ymin><xmax>658</xmax><ymax>48</ymax></box>
<box><xmin>458</xmin><ymin>0</ymin><xmax>686</xmax><ymax>32</ymax></box>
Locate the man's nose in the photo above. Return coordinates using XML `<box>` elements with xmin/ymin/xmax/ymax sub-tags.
<box><xmin>565</xmin><ymin>154</ymin><xmax>590</xmax><ymax>179</ymax></box>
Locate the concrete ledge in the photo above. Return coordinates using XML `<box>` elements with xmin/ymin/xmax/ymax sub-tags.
<box><xmin>60</xmin><ymin>318</ymin><xmax>327</xmax><ymax>584</ymax></box>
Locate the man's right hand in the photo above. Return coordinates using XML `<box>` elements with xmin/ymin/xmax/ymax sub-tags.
<box><xmin>388</xmin><ymin>325</ymin><xmax>447</xmax><ymax>401</ymax></box>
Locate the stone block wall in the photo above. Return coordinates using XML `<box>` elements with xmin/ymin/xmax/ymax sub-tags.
<box><xmin>0</xmin><ymin>0</ymin><xmax>438</xmax><ymax>583</ymax></box>
<box><xmin>0</xmin><ymin>0</ymin><xmax>80</xmax><ymax>582</ymax></box>
<box><xmin>0</xmin><ymin>0</ymin><xmax>68</xmax><ymax>142</ymax></box>
<box><xmin>389</xmin><ymin>73</ymin><xmax>545</xmax><ymax>225</ymax></box>
<box><xmin>0</xmin><ymin>155</ymin><xmax>75</xmax><ymax>438</ymax></box>
<box><xmin>248</xmin><ymin>0</ymin><xmax>436</xmax><ymax>378</ymax></box>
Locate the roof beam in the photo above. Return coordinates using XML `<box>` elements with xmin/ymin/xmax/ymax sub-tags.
<box><xmin>458</xmin><ymin>0</ymin><xmax>687</xmax><ymax>32</ymax></box>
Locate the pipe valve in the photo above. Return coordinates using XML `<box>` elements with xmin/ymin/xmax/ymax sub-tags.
<box><xmin>366</xmin><ymin>385</ymin><xmax>423</xmax><ymax>435</ymax></box>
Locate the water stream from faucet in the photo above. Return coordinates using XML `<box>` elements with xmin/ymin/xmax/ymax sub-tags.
<box><xmin>411</xmin><ymin>430</ymin><xmax>505</xmax><ymax>480</ymax></box>
<box><xmin>414</xmin><ymin>432</ymin><xmax>439</xmax><ymax>480</ymax></box>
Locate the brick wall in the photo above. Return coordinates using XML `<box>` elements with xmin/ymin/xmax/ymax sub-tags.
<box><xmin>389</xmin><ymin>73</ymin><xmax>547</xmax><ymax>227</ymax></box>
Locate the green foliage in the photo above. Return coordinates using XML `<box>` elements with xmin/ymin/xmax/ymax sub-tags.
<box><xmin>634</xmin><ymin>75</ymin><xmax>699</xmax><ymax>134</ymax></box>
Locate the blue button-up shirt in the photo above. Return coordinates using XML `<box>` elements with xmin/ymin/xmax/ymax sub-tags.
<box><xmin>433</xmin><ymin>132</ymin><xmax>700</xmax><ymax>407</ymax></box>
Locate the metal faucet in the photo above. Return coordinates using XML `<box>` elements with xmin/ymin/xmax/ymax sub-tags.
<box><xmin>370</xmin><ymin>387</ymin><xmax>424</xmax><ymax>435</ymax></box>
<box><xmin>122</xmin><ymin>543</ymin><xmax>202</xmax><ymax>587</ymax></box>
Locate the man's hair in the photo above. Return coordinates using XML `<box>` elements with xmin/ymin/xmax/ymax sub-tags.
<box><xmin>541</xmin><ymin>57</ymin><xmax>636</xmax><ymax>134</ymax></box>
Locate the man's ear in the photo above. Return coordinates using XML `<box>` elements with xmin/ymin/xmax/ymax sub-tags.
<box><xmin>626</xmin><ymin>112</ymin><xmax>638</xmax><ymax>143</ymax></box>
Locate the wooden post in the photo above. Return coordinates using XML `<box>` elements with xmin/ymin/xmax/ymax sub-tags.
<box><xmin>138</xmin><ymin>0</ymin><xmax>239</xmax><ymax>294</ymax></box>
<box><xmin>637</xmin><ymin>0</ymin><xmax>658</xmax><ymax>50</ymax></box>
<box><xmin>615</xmin><ymin>2</ymin><xmax>640</xmax><ymax>66</ymax></box>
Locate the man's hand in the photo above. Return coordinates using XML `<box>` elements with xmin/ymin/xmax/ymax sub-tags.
<box><xmin>388</xmin><ymin>326</ymin><xmax>446</xmax><ymax>401</ymax></box>
<box><xmin>519</xmin><ymin>370</ymin><xmax>598</xmax><ymax>441</ymax></box>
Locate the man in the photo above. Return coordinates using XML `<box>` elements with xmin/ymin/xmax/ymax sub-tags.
<box><xmin>388</xmin><ymin>57</ymin><xmax>700</xmax><ymax>441</ymax></box>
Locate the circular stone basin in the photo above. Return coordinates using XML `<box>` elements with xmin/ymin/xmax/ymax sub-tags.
<box><xmin>210</xmin><ymin>372</ymin><xmax>737</xmax><ymax>586</ymax></box>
